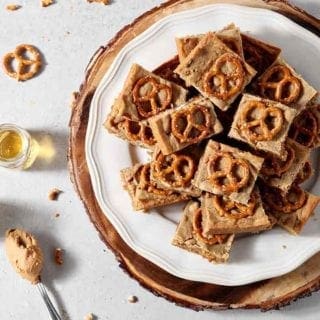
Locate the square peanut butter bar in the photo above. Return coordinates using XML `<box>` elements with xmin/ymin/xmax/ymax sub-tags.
<box><xmin>229</xmin><ymin>94</ymin><xmax>297</xmax><ymax>158</ymax></box>
<box><xmin>241</xmin><ymin>33</ymin><xmax>281</xmax><ymax>76</ymax></box>
<box><xmin>175</xmin><ymin>33</ymin><xmax>256</xmax><ymax>111</ymax></box>
<box><xmin>149</xmin><ymin>96</ymin><xmax>223</xmax><ymax>155</ymax></box>
<box><xmin>193</xmin><ymin>140</ymin><xmax>264</xmax><ymax>204</ymax></box>
<box><xmin>106</xmin><ymin>117</ymin><xmax>156</xmax><ymax>149</ymax></box>
<box><xmin>289</xmin><ymin>104</ymin><xmax>320</xmax><ymax>149</ymax></box>
<box><xmin>256</xmin><ymin>57</ymin><xmax>317</xmax><ymax>109</ymax></box>
<box><xmin>176</xmin><ymin>23</ymin><xmax>244</xmax><ymax>62</ymax></box>
<box><xmin>172</xmin><ymin>201</ymin><xmax>234</xmax><ymax>263</ymax></box>
<box><xmin>150</xmin><ymin>146</ymin><xmax>203</xmax><ymax>197</ymax></box>
<box><xmin>105</xmin><ymin>64</ymin><xmax>188</xmax><ymax>145</ymax></box>
<box><xmin>120</xmin><ymin>163</ymin><xmax>190</xmax><ymax>211</ymax></box>
<box><xmin>261</xmin><ymin>185</ymin><xmax>320</xmax><ymax>235</ymax></box>
<box><xmin>201</xmin><ymin>190</ymin><xmax>272</xmax><ymax>235</ymax></box>
<box><xmin>258</xmin><ymin>139</ymin><xmax>310</xmax><ymax>192</ymax></box>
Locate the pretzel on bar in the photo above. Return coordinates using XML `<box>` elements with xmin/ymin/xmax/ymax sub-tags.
<box><xmin>192</xmin><ymin>208</ymin><xmax>227</xmax><ymax>245</ymax></box>
<box><xmin>203</xmin><ymin>53</ymin><xmax>245</xmax><ymax>100</ymax></box>
<box><xmin>240</xmin><ymin>100</ymin><xmax>284</xmax><ymax>142</ymax></box>
<box><xmin>259</xmin><ymin>65</ymin><xmax>301</xmax><ymax>104</ymax></box>
<box><xmin>132</xmin><ymin>76</ymin><xmax>172</xmax><ymax>118</ymax></box>
<box><xmin>207</xmin><ymin>152</ymin><xmax>250</xmax><ymax>193</ymax></box>
<box><xmin>212</xmin><ymin>192</ymin><xmax>257</xmax><ymax>220</ymax></box>
<box><xmin>171</xmin><ymin>104</ymin><xmax>213</xmax><ymax>144</ymax></box>
<box><xmin>152</xmin><ymin>153</ymin><xmax>195</xmax><ymax>188</ymax></box>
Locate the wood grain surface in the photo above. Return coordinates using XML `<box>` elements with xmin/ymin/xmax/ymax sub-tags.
<box><xmin>68</xmin><ymin>0</ymin><xmax>320</xmax><ymax>311</ymax></box>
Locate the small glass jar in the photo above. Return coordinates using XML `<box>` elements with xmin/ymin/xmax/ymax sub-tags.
<box><xmin>0</xmin><ymin>124</ymin><xmax>38</xmax><ymax>169</ymax></box>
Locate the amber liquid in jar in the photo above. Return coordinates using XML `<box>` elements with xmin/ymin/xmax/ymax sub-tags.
<box><xmin>0</xmin><ymin>124</ymin><xmax>38</xmax><ymax>169</ymax></box>
<box><xmin>0</xmin><ymin>130</ymin><xmax>23</xmax><ymax>161</ymax></box>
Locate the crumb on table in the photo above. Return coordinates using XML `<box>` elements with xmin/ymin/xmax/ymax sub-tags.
<box><xmin>6</xmin><ymin>4</ymin><xmax>21</xmax><ymax>11</ymax></box>
<box><xmin>127</xmin><ymin>295</ymin><xmax>138</xmax><ymax>303</ymax></box>
<box><xmin>41</xmin><ymin>0</ymin><xmax>54</xmax><ymax>7</ymax></box>
<box><xmin>48</xmin><ymin>188</ymin><xmax>62</xmax><ymax>201</ymax></box>
<box><xmin>84</xmin><ymin>314</ymin><xmax>94</xmax><ymax>320</ymax></box>
<box><xmin>54</xmin><ymin>248</ymin><xmax>64</xmax><ymax>265</ymax></box>
<box><xmin>87</xmin><ymin>0</ymin><xmax>110</xmax><ymax>5</ymax></box>
<box><xmin>282</xmin><ymin>245</ymin><xmax>287</xmax><ymax>249</ymax></box>
<box><xmin>54</xmin><ymin>213</ymin><xmax>60</xmax><ymax>218</ymax></box>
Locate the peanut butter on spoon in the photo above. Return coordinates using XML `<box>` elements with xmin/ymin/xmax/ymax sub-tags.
<box><xmin>5</xmin><ymin>229</ymin><xmax>44</xmax><ymax>284</ymax></box>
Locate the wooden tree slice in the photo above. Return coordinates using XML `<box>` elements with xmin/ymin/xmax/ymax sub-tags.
<box><xmin>69</xmin><ymin>0</ymin><xmax>320</xmax><ymax>311</ymax></box>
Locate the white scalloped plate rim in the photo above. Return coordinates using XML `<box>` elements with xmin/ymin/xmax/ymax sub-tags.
<box><xmin>85</xmin><ymin>3</ymin><xmax>320</xmax><ymax>286</ymax></box>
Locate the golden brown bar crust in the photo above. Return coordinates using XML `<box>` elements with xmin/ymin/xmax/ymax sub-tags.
<box><xmin>120</xmin><ymin>163</ymin><xmax>190</xmax><ymax>211</ymax></box>
<box><xmin>149</xmin><ymin>96</ymin><xmax>223</xmax><ymax>155</ymax></box>
<box><xmin>176</xmin><ymin>23</ymin><xmax>244</xmax><ymax>62</ymax></box>
<box><xmin>229</xmin><ymin>94</ymin><xmax>297</xmax><ymax>158</ymax></box>
<box><xmin>201</xmin><ymin>190</ymin><xmax>271</xmax><ymax>235</ymax></box>
<box><xmin>258</xmin><ymin>139</ymin><xmax>310</xmax><ymax>192</ymax></box>
<box><xmin>262</xmin><ymin>186</ymin><xmax>320</xmax><ymax>235</ymax></box>
<box><xmin>175</xmin><ymin>33</ymin><xmax>256</xmax><ymax>111</ymax></box>
<box><xmin>193</xmin><ymin>140</ymin><xmax>264</xmax><ymax>204</ymax></box>
<box><xmin>172</xmin><ymin>201</ymin><xmax>234</xmax><ymax>263</ymax></box>
<box><xmin>150</xmin><ymin>146</ymin><xmax>203</xmax><ymax>197</ymax></box>
<box><xmin>255</xmin><ymin>57</ymin><xmax>317</xmax><ymax>109</ymax></box>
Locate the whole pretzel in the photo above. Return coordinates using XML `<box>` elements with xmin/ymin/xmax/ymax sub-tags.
<box><xmin>153</xmin><ymin>153</ymin><xmax>195</xmax><ymax>188</ymax></box>
<box><xmin>261</xmin><ymin>144</ymin><xmax>295</xmax><ymax>177</ymax></box>
<box><xmin>135</xmin><ymin>164</ymin><xmax>171</xmax><ymax>196</ymax></box>
<box><xmin>132</xmin><ymin>76</ymin><xmax>172</xmax><ymax>118</ymax></box>
<box><xmin>212</xmin><ymin>192</ymin><xmax>257</xmax><ymax>220</ymax></box>
<box><xmin>207</xmin><ymin>152</ymin><xmax>250</xmax><ymax>194</ymax></box>
<box><xmin>259</xmin><ymin>65</ymin><xmax>301</xmax><ymax>104</ymax></box>
<box><xmin>289</xmin><ymin>109</ymin><xmax>318</xmax><ymax>147</ymax></box>
<box><xmin>203</xmin><ymin>53</ymin><xmax>245</xmax><ymax>100</ymax></box>
<box><xmin>171</xmin><ymin>104</ymin><xmax>213</xmax><ymax>144</ymax></box>
<box><xmin>121</xmin><ymin>119</ymin><xmax>156</xmax><ymax>146</ymax></box>
<box><xmin>2</xmin><ymin>44</ymin><xmax>42</xmax><ymax>81</ymax></box>
<box><xmin>295</xmin><ymin>161</ymin><xmax>312</xmax><ymax>184</ymax></box>
<box><xmin>263</xmin><ymin>185</ymin><xmax>307</xmax><ymax>214</ymax></box>
<box><xmin>240</xmin><ymin>100</ymin><xmax>284</xmax><ymax>142</ymax></box>
<box><xmin>192</xmin><ymin>208</ymin><xmax>227</xmax><ymax>245</ymax></box>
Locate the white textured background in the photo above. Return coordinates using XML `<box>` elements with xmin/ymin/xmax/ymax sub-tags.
<box><xmin>0</xmin><ymin>1</ymin><xmax>319</xmax><ymax>319</ymax></box>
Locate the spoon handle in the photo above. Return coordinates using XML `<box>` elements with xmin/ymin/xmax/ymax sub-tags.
<box><xmin>37</xmin><ymin>282</ymin><xmax>62</xmax><ymax>320</ymax></box>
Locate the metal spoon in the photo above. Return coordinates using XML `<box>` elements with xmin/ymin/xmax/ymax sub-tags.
<box><xmin>37</xmin><ymin>282</ymin><xmax>62</xmax><ymax>320</ymax></box>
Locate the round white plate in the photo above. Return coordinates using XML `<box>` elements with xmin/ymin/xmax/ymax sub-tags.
<box><xmin>85</xmin><ymin>4</ymin><xmax>320</xmax><ymax>286</ymax></box>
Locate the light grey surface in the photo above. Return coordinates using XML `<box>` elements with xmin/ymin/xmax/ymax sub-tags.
<box><xmin>0</xmin><ymin>1</ymin><xmax>319</xmax><ymax>319</ymax></box>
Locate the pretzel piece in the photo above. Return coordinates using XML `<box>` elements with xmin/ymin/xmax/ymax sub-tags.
<box><xmin>289</xmin><ymin>109</ymin><xmax>318</xmax><ymax>148</ymax></box>
<box><xmin>295</xmin><ymin>161</ymin><xmax>312</xmax><ymax>184</ymax></box>
<box><xmin>203</xmin><ymin>53</ymin><xmax>245</xmax><ymax>101</ymax></box>
<box><xmin>240</xmin><ymin>100</ymin><xmax>284</xmax><ymax>142</ymax></box>
<box><xmin>259</xmin><ymin>65</ymin><xmax>301</xmax><ymax>104</ymax></box>
<box><xmin>135</xmin><ymin>164</ymin><xmax>171</xmax><ymax>196</ymax></box>
<box><xmin>3</xmin><ymin>44</ymin><xmax>42</xmax><ymax>81</ymax></box>
<box><xmin>261</xmin><ymin>144</ymin><xmax>295</xmax><ymax>177</ymax></box>
<box><xmin>263</xmin><ymin>185</ymin><xmax>307</xmax><ymax>214</ymax></box>
<box><xmin>192</xmin><ymin>208</ymin><xmax>227</xmax><ymax>245</ymax></box>
<box><xmin>132</xmin><ymin>76</ymin><xmax>172</xmax><ymax>118</ymax></box>
<box><xmin>212</xmin><ymin>192</ymin><xmax>257</xmax><ymax>220</ymax></box>
<box><xmin>171</xmin><ymin>104</ymin><xmax>213</xmax><ymax>144</ymax></box>
<box><xmin>120</xmin><ymin>119</ymin><xmax>155</xmax><ymax>146</ymax></box>
<box><xmin>207</xmin><ymin>152</ymin><xmax>250</xmax><ymax>194</ymax></box>
<box><xmin>152</xmin><ymin>153</ymin><xmax>195</xmax><ymax>188</ymax></box>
